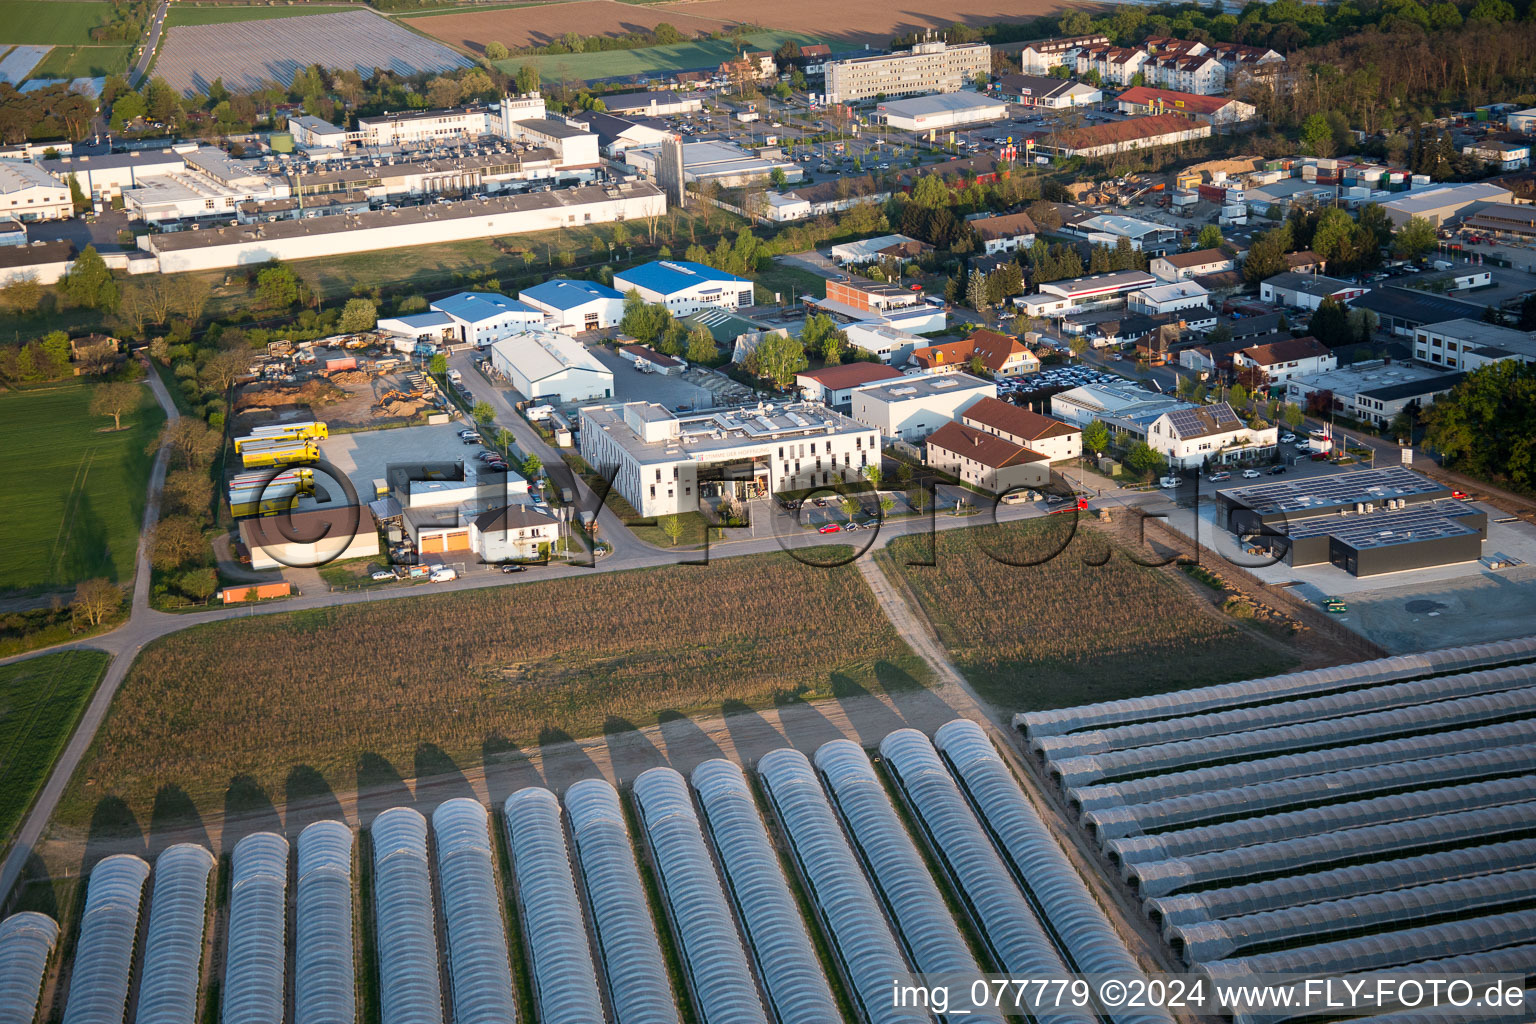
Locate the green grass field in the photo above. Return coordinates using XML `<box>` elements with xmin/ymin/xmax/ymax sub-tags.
<box><xmin>0</xmin><ymin>650</ymin><xmax>110</xmax><ymax>848</ymax></box>
<box><xmin>164</xmin><ymin>3</ymin><xmax>364</xmax><ymax>28</ymax></box>
<box><xmin>0</xmin><ymin>381</ymin><xmax>163</xmax><ymax>592</ymax></box>
<box><xmin>29</xmin><ymin>43</ymin><xmax>132</xmax><ymax>79</ymax></box>
<box><xmin>0</xmin><ymin>0</ymin><xmax>110</xmax><ymax>44</ymax></box>
<box><xmin>497</xmin><ymin>30</ymin><xmax>826</xmax><ymax>82</ymax></box>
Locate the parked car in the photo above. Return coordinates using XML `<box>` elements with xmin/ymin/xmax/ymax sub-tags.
<box><xmin>429</xmin><ymin>567</ymin><xmax>458</xmax><ymax>583</ymax></box>
<box><xmin>1242</xmin><ymin>469</ymin><xmax>1261</xmax><ymax>479</ymax></box>
<box><xmin>458</xmin><ymin>429</ymin><xmax>479</xmax><ymax>439</ymax></box>
<box><xmin>1452</xmin><ymin>489</ymin><xmax>1469</xmax><ymax>500</ymax></box>
<box><xmin>1279</xmin><ymin>432</ymin><xmax>1296</xmax><ymax>443</ymax></box>
<box><xmin>370</xmin><ymin>570</ymin><xmax>396</xmax><ymax>581</ymax></box>
<box><xmin>462</xmin><ymin>436</ymin><xmax>482</xmax><ymax>445</ymax></box>
<box><xmin>500</xmin><ymin>563</ymin><xmax>526</xmax><ymax>574</ymax></box>
<box><xmin>1269</xmin><ymin>464</ymin><xmax>1288</xmax><ymax>475</ymax></box>
<box><xmin>1158</xmin><ymin>475</ymin><xmax>1180</xmax><ymax>489</ymax></box>
<box><xmin>817</xmin><ymin>523</ymin><xmax>841</xmax><ymax>534</ymax></box>
<box><xmin>1322</xmin><ymin>596</ymin><xmax>1348</xmax><ymax>613</ymax></box>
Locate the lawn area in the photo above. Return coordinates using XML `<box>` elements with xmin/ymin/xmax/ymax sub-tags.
<box><xmin>879</xmin><ymin>520</ymin><xmax>1298</xmax><ymax>713</ymax></box>
<box><xmin>0</xmin><ymin>650</ymin><xmax>110</xmax><ymax>849</ymax></box>
<box><xmin>0</xmin><ymin>381</ymin><xmax>164</xmax><ymax>593</ymax></box>
<box><xmin>0</xmin><ymin>0</ymin><xmax>109</xmax><ymax>44</ymax></box>
<box><xmin>753</xmin><ymin>263</ymin><xmax>829</xmax><ymax>307</ymax></box>
<box><xmin>496</xmin><ymin>30</ymin><xmax>826</xmax><ymax>82</ymax></box>
<box><xmin>165</xmin><ymin>3</ymin><xmax>365</xmax><ymax>28</ymax></box>
<box><xmin>57</xmin><ymin>551</ymin><xmax>930</xmax><ymax>825</ymax></box>
<box><xmin>29</xmin><ymin>43</ymin><xmax>132</xmax><ymax>79</ymax></box>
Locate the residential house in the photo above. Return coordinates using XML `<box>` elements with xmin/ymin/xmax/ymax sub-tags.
<box><xmin>1230</xmin><ymin>335</ymin><xmax>1337</xmax><ymax>386</ymax></box>
<box><xmin>960</xmin><ymin>396</ymin><xmax>1082</xmax><ymax>462</ymax></box>
<box><xmin>1145</xmin><ymin>53</ymin><xmax>1225</xmax><ymax>95</ymax></box>
<box><xmin>471</xmin><ymin>504</ymin><xmax>561</xmax><ymax>561</ymax></box>
<box><xmin>1259</xmin><ymin>271</ymin><xmax>1366</xmax><ymax>311</ymax></box>
<box><xmin>1146</xmin><ymin>401</ymin><xmax>1277</xmax><ymax>468</ymax></box>
<box><xmin>968</xmin><ymin>210</ymin><xmax>1038</xmax><ymax>254</ymax></box>
<box><xmin>1018</xmin><ymin>34</ymin><xmax>1109</xmax><ymax>74</ymax></box>
<box><xmin>1462</xmin><ymin>138</ymin><xmax>1531</xmax><ymax>172</ymax></box>
<box><xmin>1151</xmin><ymin>248</ymin><xmax>1236</xmax><ymax>282</ymax></box>
<box><xmin>909</xmin><ymin>329</ymin><xmax>1039</xmax><ymax>376</ymax></box>
<box><xmin>1128</xmin><ymin>281</ymin><xmax>1211</xmax><ymax>317</ymax></box>
<box><xmin>926</xmin><ymin>421</ymin><xmax>1050</xmax><ymax>493</ymax></box>
<box><xmin>1075</xmin><ymin>45</ymin><xmax>1149</xmax><ymax>86</ymax></box>
<box><xmin>795</xmin><ymin>362</ymin><xmax>905</xmax><ymax>408</ymax></box>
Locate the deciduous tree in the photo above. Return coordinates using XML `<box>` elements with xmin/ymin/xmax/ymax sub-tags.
<box><xmin>89</xmin><ymin>381</ymin><xmax>144</xmax><ymax>430</ymax></box>
<box><xmin>72</xmin><ymin>578</ymin><xmax>122</xmax><ymax>627</ymax></box>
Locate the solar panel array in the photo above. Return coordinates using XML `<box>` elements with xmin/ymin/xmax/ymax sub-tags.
<box><xmin>1016</xmin><ymin>633</ymin><xmax>1536</xmax><ymax>1021</ymax></box>
<box><xmin>1220</xmin><ymin>465</ymin><xmax>1446</xmax><ymax>515</ymax></box>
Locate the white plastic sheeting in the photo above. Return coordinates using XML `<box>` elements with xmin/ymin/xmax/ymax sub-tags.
<box><xmin>431</xmin><ymin>800</ymin><xmax>516</xmax><ymax>1024</ymax></box>
<box><xmin>1033</xmin><ymin>663</ymin><xmax>1536</xmax><ymax>760</ymax></box>
<box><xmin>503</xmin><ymin>787</ymin><xmax>604</xmax><ymax>1024</ymax></box>
<box><xmin>813</xmin><ymin>740</ymin><xmax>997</xmax><ymax>1020</ymax></box>
<box><xmin>1085</xmin><ymin>745</ymin><xmax>1536</xmax><ymax>842</ymax></box>
<box><xmin>1198</xmin><ymin>907</ymin><xmax>1536</xmax><ymax>980</ymax></box>
<box><xmin>1128</xmin><ymin>801</ymin><xmax>1536</xmax><ymax>898</ymax></box>
<box><xmin>1015</xmin><ymin>635</ymin><xmax>1536</xmax><ymax>739</ymax></box>
<box><xmin>563</xmin><ymin>779</ymin><xmax>678</xmax><ymax>1024</ymax></box>
<box><xmin>929</xmin><ymin>722</ymin><xmax>1174</xmax><ymax>1024</ymax></box>
<box><xmin>1145</xmin><ymin>836</ymin><xmax>1536</xmax><ymax>933</ymax></box>
<box><xmin>1068</xmin><ymin>719</ymin><xmax>1536</xmax><ymax>814</ymax></box>
<box><xmin>877</xmin><ymin>731</ymin><xmax>1100</xmax><ymax>1024</ymax></box>
<box><xmin>1172</xmin><ymin>866</ymin><xmax>1536</xmax><ymax>964</ymax></box>
<box><xmin>63</xmin><ymin>854</ymin><xmax>150</xmax><ymax>1024</ymax></box>
<box><xmin>631</xmin><ymin>768</ymin><xmax>766</xmax><ymax>1024</ymax></box>
<box><xmin>371</xmin><ymin>808</ymin><xmax>445</xmax><ymax>1024</ymax></box>
<box><xmin>223</xmin><ymin>833</ymin><xmax>289</xmax><ymax>1024</ymax></box>
<box><xmin>0</xmin><ymin>912</ymin><xmax>60</xmax><ymax>1024</ymax></box>
<box><xmin>136</xmin><ymin>844</ymin><xmax>216</xmax><ymax>1024</ymax></box>
<box><xmin>690</xmin><ymin>760</ymin><xmax>839</xmax><ymax>1024</ymax></box>
<box><xmin>1106</xmin><ymin>775</ymin><xmax>1536</xmax><ymax>871</ymax></box>
<box><xmin>755</xmin><ymin>749</ymin><xmax>928</xmax><ymax>1024</ymax></box>
<box><xmin>1049</xmin><ymin>686</ymin><xmax>1536</xmax><ymax>789</ymax></box>
<box><xmin>295</xmin><ymin>821</ymin><xmax>355</xmax><ymax>1024</ymax></box>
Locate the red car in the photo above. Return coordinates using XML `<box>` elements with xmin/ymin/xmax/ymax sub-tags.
<box><xmin>1452</xmin><ymin>490</ymin><xmax>1469</xmax><ymax>500</ymax></box>
<box><xmin>817</xmin><ymin>523</ymin><xmax>842</xmax><ymax>534</ymax></box>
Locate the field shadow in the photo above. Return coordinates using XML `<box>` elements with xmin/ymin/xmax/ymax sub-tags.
<box><xmin>414</xmin><ymin>742</ymin><xmax>476</xmax><ymax>804</ymax></box>
<box><xmin>720</xmin><ymin>698</ymin><xmax>787</xmax><ymax>768</ymax></box>
<box><xmin>827</xmin><ymin>671</ymin><xmax>907</xmax><ymax>746</ymax></box>
<box><xmin>6</xmin><ymin>853</ymin><xmax>59</xmax><ymax>919</ymax></box>
<box><xmin>222</xmin><ymin>774</ymin><xmax>281</xmax><ymax>845</ymax></box>
<box><xmin>480</xmin><ymin>731</ymin><xmax>542</xmax><ymax>810</ymax></box>
<box><xmin>81</xmin><ymin>795</ymin><xmax>146</xmax><ymax>876</ymax></box>
<box><xmin>601</xmin><ymin>715</ymin><xmax>667</xmax><ymax>782</ymax></box>
<box><xmin>773</xmin><ymin>699</ymin><xmax>847</xmax><ymax>758</ymax></box>
<box><xmin>655</xmin><ymin>709</ymin><xmax>724</xmax><ymax>773</ymax></box>
<box><xmin>148</xmin><ymin>784</ymin><xmax>209</xmax><ymax>858</ymax></box>
<box><xmin>356</xmin><ymin>752</ymin><xmax>413</xmax><ymax>824</ymax></box>
<box><xmin>283</xmin><ymin>765</ymin><xmax>346</xmax><ymax>833</ymax></box>
<box><xmin>875</xmin><ymin>659</ymin><xmax>961</xmax><ymax>732</ymax></box>
<box><xmin>536</xmin><ymin>726</ymin><xmax>603</xmax><ymax>790</ymax></box>
<box><xmin>60</xmin><ymin>492</ymin><xmax>114</xmax><ymax>584</ymax></box>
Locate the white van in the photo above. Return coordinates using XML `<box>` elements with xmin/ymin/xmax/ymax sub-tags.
<box><xmin>429</xmin><ymin>566</ymin><xmax>458</xmax><ymax>583</ymax></box>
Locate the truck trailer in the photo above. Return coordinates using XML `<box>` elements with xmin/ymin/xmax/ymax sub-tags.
<box><xmin>240</xmin><ymin>438</ymin><xmax>320</xmax><ymax>468</ymax></box>
<box><xmin>234</xmin><ymin>421</ymin><xmax>328</xmax><ymax>452</ymax></box>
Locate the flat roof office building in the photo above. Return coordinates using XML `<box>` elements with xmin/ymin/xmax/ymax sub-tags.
<box><xmin>823</xmin><ymin>39</ymin><xmax>991</xmax><ymax>104</ymax></box>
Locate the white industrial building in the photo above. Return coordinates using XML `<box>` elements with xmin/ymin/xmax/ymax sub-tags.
<box><xmin>849</xmin><ymin>373</ymin><xmax>995</xmax><ymax>442</ymax></box>
<box><xmin>432</xmin><ymin>291</ymin><xmax>545</xmax><ymax>346</ymax></box>
<box><xmin>1258</xmin><ymin>271</ymin><xmax>1366</xmax><ymax>311</ymax></box>
<box><xmin>1016</xmin><ymin>270</ymin><xmax>1156</xmax><ymax>317</ymax></box>
<box><xmin>1128</xmin><ymin>281</ymin><xmax>1210</xmax><ymax>316</ymax></box>
<box><xmin>612</xmin><ymin>259</ymin><xmax>753</xmax><ymax>314</ymax></box>
<box><xmin>506</xmin><ymin>118</ymin><xmax>601</xmax><ymax>169</ymax></box>
<box><xmin>875</xmin><ymin>92</ymin><xmax>1009</xmax><ymax>132</ymax></box>
<box><xmin>144</xmin><ymin>181</ymin><xmax>665</xmax><ymax>273</ymax></box>
<box><xmin>0</xmin><ymin>159</ymin><xmax>71</xmax><ymax>221</ymax></box>
<box><xmin>287</xmin><ymin>115</ymin><xmax>346</xmax><ymax>150</ymax></box>
<box><xmin>518</xmin><ymin>278</ymin><xmax>626</xmax><ymax>333</ymax></box>
<box><xmin>376</xmin><ymin>310</ymin><xmax>458</xmax><ymax>348</ymax></box>
<box><xmin>1376</xmin><ymin>182</ymin><xmax>1512</xmax><ymax>228</ymax></box>
<box><xmin>602</xmin><ymin>91</ymin><xmax>705</xmax><ymax>117</ymax></box>
<box><xmin>624</xmin><ymin>139</ymin><xmax>799</xmax><ymax>187</ymax></box>
<box><xmin>1150</xmin><ymin>248</ymin><xmax>1235</xmax><ymax>282</ymax></box>
<box><xmin>579</xmin><ymin>401</ymin><xmax>880</xmax><ymax>516</ymax></box>
<box><xmin>844</xmin><ymin>321</ymin><xmax>926</xmax><ymax>365</ymax></box>
<box><xmin>490</xmin><ymin>328</ymin><xmax>614</xmax><ymax>402</ymax></box>
<box><xmin>1411</xmin><ymin>318</ymin><xmax>1536</xmax><ymax>371</ymax></box>
<box><xmin>1284</xmin><ymin>361</ymin><xmax>1465</xmax><ymax>430</ymax></box>
<box><xmin>39</xmin><ymin>147</ymin><xmax>189</xmax><ymax>207</ymax></box>
<box><xmin>122</xmin><ymin>148</ymin><xmax>290</xmax><ymax>223</ymax></box>
<box><xmin>794</xmin><ymin>362</ymin><xmax>905</xmax><ymax>407</ymax></box>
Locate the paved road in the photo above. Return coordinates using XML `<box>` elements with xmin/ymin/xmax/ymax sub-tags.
<box><xmin>130</xmin><ymin>0</ymin><xmax>169</xmax><ymax>87</ymax></box>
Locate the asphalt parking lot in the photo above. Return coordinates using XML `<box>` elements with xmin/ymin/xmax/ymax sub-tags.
<box><xmin>589</xmin><ymin>346</ymin><xmax>715</xmax><ymax>412</ymax></box>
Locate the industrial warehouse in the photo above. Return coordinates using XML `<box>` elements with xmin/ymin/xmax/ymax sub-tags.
<box><xmin>1217</xmin><ymin>467</ymin><xmax>1488</xmax><ymax>577</ymax></box>
<box><xmin>1015</xmin><ymin>634</ymin><xmax>1536</xmax><ymax>1022</ymax></box>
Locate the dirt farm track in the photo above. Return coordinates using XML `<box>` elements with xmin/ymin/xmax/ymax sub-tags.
<box><xmin>412</xmin><ymin>0</ymin><xmax>1079</xmax><ymax>51</ymax></box>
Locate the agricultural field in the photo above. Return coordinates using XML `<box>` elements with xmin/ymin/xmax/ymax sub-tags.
<box><xmin>0</xmin><ymin>0</ymin><xmax>109</xmax><ymax>44</ymax></box>
<box><xmin>29</xmin><ymin>43</ymin><xmax>130</xmax><ymax>80</ymax></box>
<box><xmin>56</xmin><ymin>552</ymin><xmax>931</xmax><ymax>825</ymax></box>
<box><xmin>0</xmin><ymin>650</ymin><xmax>110</xmax><ymax>848</ymax></box>
<box><xmin>150</xmin><ymin>8</ymin><xmax>472</xmax><ymax>96</ymax></box>
<box><xmin>497</xmin><ymin>31</ymin><xmax>825</xmax><ymax>82</ymax></box>
<box><xmin>411</xmin><ymin>0</ymin><xmax>734</xmax><ymax>53</ymax></box>
<box><xmin>164</xmin><ymin>3</ymin><xmax>364</xmax><ymax>29</ymax></box>
<box><xmin>0</xmin><ymin>381</ymin><xmax>164</xmax><ymax>593</ymax></box>
<box><xmin>654</xmin><ymin>0</ymin><xmax>1068</xmax><ymax>47</ymax></box>
<box><xmin>880</xmin><ymin>520</ymin><xmax>1299</xmax><ymax>712</ymax></box>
